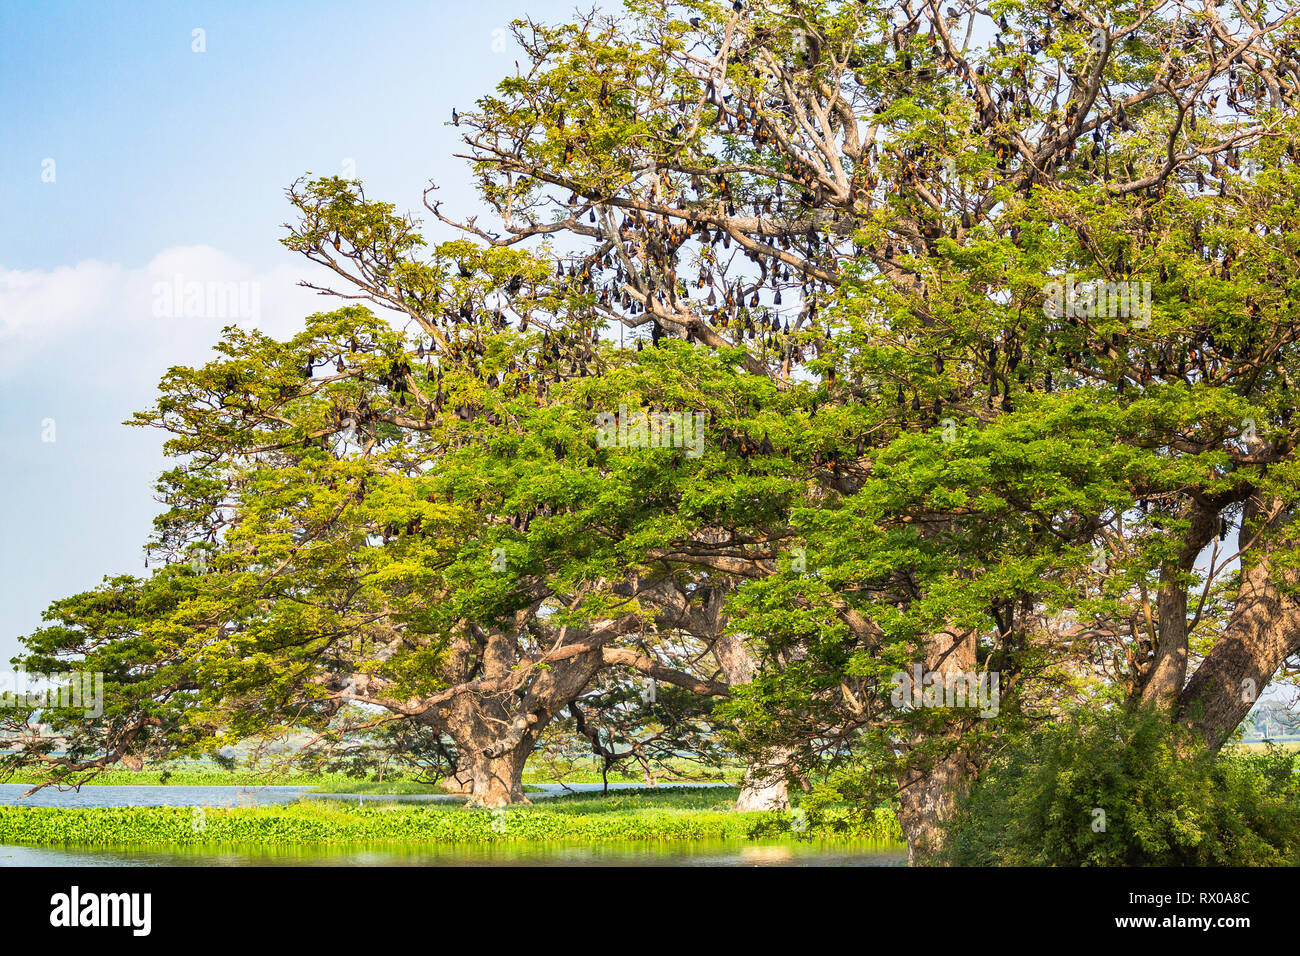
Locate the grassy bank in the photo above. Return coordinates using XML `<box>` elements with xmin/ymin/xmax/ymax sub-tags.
<box><xmin>1</xmin><ymin>766</ymin><xmax>449</xmax><ymax>793</ymax></box>
<box><xmin>521</xmin><ymin>758</ymin><xmax>743</xmax><ymax>786</ymax></box>
<box><xmin>1227</xmin><ymin>740</ymin><xmax>1300</xmax><ymax>754</ymax></box>
<box><xmin>0</xmin><ymin>787</ymin><xmax>902</xmax><ymax>847</ymax></box>
<box><xmin>2</xmin><ymin>759</ymin><xmax>733</xmax><ymax>792</ymax></box>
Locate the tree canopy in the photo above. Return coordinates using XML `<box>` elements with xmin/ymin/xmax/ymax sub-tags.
<box><xmin>7</xmin><ymin>0</ymin><xmax>1300</xmax><ymax>860</ymax></box>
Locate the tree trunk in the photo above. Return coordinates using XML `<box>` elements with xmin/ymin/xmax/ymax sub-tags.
<box><xmin>432</xmin><ymin>617</ymin><xmax>611</xmax><ymax>805</ymax></box>
<box><xmin>443</xmin><ymin>746</ymin><xmax>532</xmax><ymax>807</ymax></box>
<box><xmin>894</xmin><ymin>626</ymin><xmax>977</xmax><ymax>864</ymax></box>
<box><xmin>714</xmin><ymin>631</ymin><xmax>790</xmax><ymax>811</ymax></box>
<box><xmin>1141</xmin><ymin>499</ymin><xmax>1219</xmax><ymax>707</ymax></box>
<box><xmin>1178</xmin><ymin>500</ymin><xmax>1300</xmax><ymax>750</ymax></box>
<box><xmin>436</xmin><ymin>699</ymin><xmax>551</xmax><ymax>807</ymax></box>
<box><xmin>896</xmin><ymin>746</ymin><xmax>969</xmax><ymax>864</ymax></box>
<box><xmin>735</xmin><ymin>752</ymin><xmax>792</xmax><ymax>811</ymax></box>
<box><xmin>429</xmin><ymin>625</ymin><xmax>546</xmax><ymax>806</ymax></box>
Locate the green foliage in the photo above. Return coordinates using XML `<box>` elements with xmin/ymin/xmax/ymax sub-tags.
<box><xmin>522</xmin><ymin>755</ymin><xmax>740</xmax><ymax>785</ymax></box>
<box><xmin>749</xmin><ymin>789</ymin><xmax>903</xmax><ymax>842</ymax></box>
<box><xmin>311</xmin><ymin>707</ymin><xmax>460</xmax><ymax>785</ymax></box>
<box><xmin>944</xmin><ymin>705</ymin><xmax>1300</xmax><ymax>866</ymax></box>
<box><xmin>0</xmin><ymin>787</ymin><xmax>896</xmax><ymax>846</ymax></box>
<box><xmin>11</xmin><ymin>0</ymin><xmax>1300</xmax><ymax>850</ymax></box>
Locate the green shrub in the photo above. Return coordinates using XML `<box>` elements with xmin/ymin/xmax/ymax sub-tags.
<box><xmin>943</xmin><ymin>705</ymin><xmax>1300</xmax><ymax>866</ymax></box>
<box><xmin>731</xmin><ymin>778</ymin><xmax>902</xmax><ymax>843</ymax></box>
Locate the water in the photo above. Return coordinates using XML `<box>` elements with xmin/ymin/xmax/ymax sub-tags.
<box><xmin>0</xmin><ymin>784</ymin><xmax>312</xmax><ymax>808</ymax></box>
<box><xmin>0</xmin><ymin>840</ymin><xmax>905</xmax><ymax>867</ymax></box>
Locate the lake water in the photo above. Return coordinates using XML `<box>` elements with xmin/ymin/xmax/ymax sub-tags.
<box><xmin>0</xmin><ymin>783</ymin><xmax>905</xmax><ymax>866</ymax></box>
<box><xmin>0</xmin><ymin>783</ymin><xmax>311</xmax><ymax>808</ymax></box>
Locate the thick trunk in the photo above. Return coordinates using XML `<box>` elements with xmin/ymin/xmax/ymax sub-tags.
<box><xmin>1141</xmin><ymin>500</ymin><xmax>1219</xmax><ymax>707</ymax></box>
<box><xmin>896</xmin><ymin>747</ymin><xmax>969</xmax><ymax>864</ymax></box>
<box><xmin>714</xmin><ymin>631</ymin><xmax>790</xmax><ymax>811</ymax></box>
<box><xmin>432</xmin><ymin>617</ymin><xmax>610</xmax><ymax>805</ymax></box>
<box><xmin>429</xmin><ymin>624</ymin><xmax>546</xmax><ymax>805</ymax></box>
<box><xmin>1178</xmin><ymin>501</ymin><xmax>1300</xmax><ymax>750</ymax></box>
<box><xmin>735</xmin><ymin>751</ymin><xmax>792</xmax><ymax>811</ymax></box>
<box><xmin>443</xmin><ymin>746</ymin><xmax>531</xmax><ymax>807</ymax></box>
<box><xmin>894</xmin><ymin>626</ymin><xmax>977</xmax><ymax>864</ymax></box>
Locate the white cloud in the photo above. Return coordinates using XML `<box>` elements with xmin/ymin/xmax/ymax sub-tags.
<box><xmin>0</xmin><ymin>247</ymin><xmax>330</xmax><ymax>382</ymax></box>
<box><xmin>0</xmin><ymin>260</ymin><xmax>122</xmax><ymax>345</ymax></box>
<box><xmin>0</xmin><ymin>247</ymin><xmax>361</xmax><ymax>662</ymax></box>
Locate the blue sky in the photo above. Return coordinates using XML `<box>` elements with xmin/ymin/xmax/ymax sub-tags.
<box><xmin>0</xmin><ymin>0</ymin><xmax>579</xmax><ymax>661</ymax></box>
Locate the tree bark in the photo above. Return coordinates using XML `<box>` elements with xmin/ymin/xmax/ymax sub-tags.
<box><xmin>1141</xmin><ymin>499</ymin><xmax>1221</xmax><ymax>707</ymax></box>
<box><xmin>714</xmin><ymin>631</ymin><xmax>790</xmax><ymax>811</ymax></box>
<box><xmin>896</xmin><ymin>746</ymin><xmax>970</xmax><ymax>864</ymax></box>
<box><xmin>1178</xmin><ymin>500</ymin><xmax>1300</xmax><ymax>750</ymax></box>
<box><xmin>442</xmin><ymin>745</ymin><xmax>532</xmax><ymax>807</ymax></box>
<box><xmin>734</xmin><ymin>756</ymin><xmax>792</xmax><ymax>811</ymax></box>
<box><xmin>428</xmin><ymin>612</ymin><xmax>636</xmax><ymax>804</ymax></box>
<box><xmin>894</xmin><ymin>626</ymin><xmax>977</xmax><ymax>864</ymax></box>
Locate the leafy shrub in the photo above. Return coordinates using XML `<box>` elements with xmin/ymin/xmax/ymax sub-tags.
<box><xmin>740</xmin><ymin>781</ymin><xmax>903</xmax><ymax>843</ymax></box>
<box><xmin>943</xmin><ymin>705</ymin><xmax>1300</xmax><ymax>866</ymax></box>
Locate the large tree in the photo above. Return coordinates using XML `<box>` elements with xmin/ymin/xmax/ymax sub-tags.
<box><xmin>7</xmin><ymin>0</ymin><xmax>1300</xmax><ymax>858</ymax></box>
<box><xmin>3</xmin><ymin>299</ymin><xmax>749</xmax><ymax>805</ymax></box>
<box><xmin>434</xmin><ymin>0</ymin><xmax>1300</xmax><ymax>854</ymax></box>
